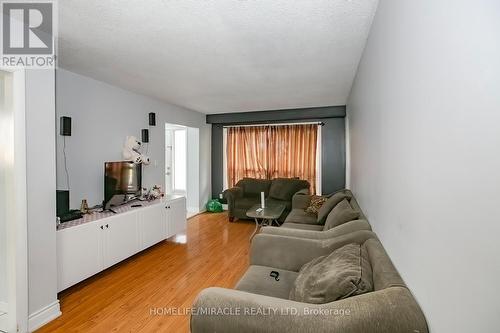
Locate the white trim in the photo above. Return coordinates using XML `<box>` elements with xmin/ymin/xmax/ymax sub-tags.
<box><xmin>187</xmin><ymin>206</ymin><xmax>200</xmax><ymax>217</ymax></box>
<box><xmin>13</xmin><ymin>69</ymin><xmax>28</xmax><ymax>333</ymax></box>
<box><xmin>223</xmin><ymin>121</ymin><xmax>322</xmax><ymax>128</ymax></box>
<box><xmin>1</xmin><ymin>68</ymin><xmax>28</xmax><ymax>333</ymax></box>
<box><xmin>187</xmin><ymin>207</ymin><xmax>207</xmax><ymax>219</ymax></box>
<box><xmin>171</xmin><ymin>128</ymin><xmax>187</xmax><ymax>193</ymax></box>
<box><xmin>27</xmin><ymin>301</ymin><xmax>61</xmax><ymax>332</ymax></box>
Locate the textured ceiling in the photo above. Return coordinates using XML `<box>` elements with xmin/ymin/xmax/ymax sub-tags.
<box><xmin>58</xmin><ymin>0</ymin><xmax>378</xmax><ymax>114</ymax></box>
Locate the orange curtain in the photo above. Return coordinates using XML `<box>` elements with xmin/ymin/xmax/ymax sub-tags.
<box><xmin>226</xmin><ymin>124</ymin><xmax>318</xmax><ymax>193</ymax></box>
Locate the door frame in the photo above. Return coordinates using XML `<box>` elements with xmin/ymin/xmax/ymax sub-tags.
<box><xmin>165</xmin><ymin>124</ymin><xmax>188</xmax><ymax>196</ymax></box>
<box><xmin>171</xmin><ymin>127</ymin><xmax>187</xmax><ymax>194</ymax></box>
<box><xmin>1</xmin><ymin>67</ymin><xmax>28</xmax><ymax>333</ymax></box>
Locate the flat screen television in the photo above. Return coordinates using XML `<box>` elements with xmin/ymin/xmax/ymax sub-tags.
<box><xmin>104</xmin><ymin>161</ymin><xmax>142</xmax><ymax>210</ymax></box>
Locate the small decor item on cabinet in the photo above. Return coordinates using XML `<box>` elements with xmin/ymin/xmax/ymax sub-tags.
<box><xmin>122</xmin><ymin>136</ymin><xmax>151</xmax><ymax>165</ymax></box>
<box><xmin>146</xmin><ymin>185</ymin><xmax>164</xmax><ymax>201</ymax></box>
<box><xmin>80</xmin><ymin>199</ymin><xmax>90</xmax><ymax>214</ymax></box>
<box><xmin>206</xmin><ymin>199</ymin><xmax>223</xmax><ymax>213</ymax></box>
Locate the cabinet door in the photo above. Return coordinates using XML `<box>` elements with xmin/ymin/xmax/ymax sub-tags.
<box><xmin>168</xmin><ymin>198</ymin><xmax>187</xmax><ymax>236</ymax></box>
<box><xmin>104</xmin><ymin>213</ymin><xmax>139</xmax><ymax>268</ymax></box>
<box><xmin>57</xmin><ymin>221</ymin><xmax>104</xmax><ymax>291</ymax></box>
<box><xmin>139</xmin><ymin>204</ymin><xmax>167</xmax><ymax>250</ymax></box>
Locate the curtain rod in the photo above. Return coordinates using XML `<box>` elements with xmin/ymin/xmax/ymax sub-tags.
<box><xmin>222</xmin><ymin>121</ymin><xmax>324</xmax><ymax>128</ymax></box>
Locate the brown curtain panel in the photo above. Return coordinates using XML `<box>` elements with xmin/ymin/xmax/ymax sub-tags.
<box><xmin>226</xmin><ymin>124</ymin><xmax>318</xmax><ymax>193</ymax></box>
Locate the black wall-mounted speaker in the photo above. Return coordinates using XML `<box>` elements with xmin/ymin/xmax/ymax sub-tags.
<box><xmin>60</xmin><ymin>116</ymin><xmax>72</xmax><ymax>136</ymax></box>
<box><xmin>142</xmin><ymin>129</ymin><xmax>149</xmax><ymax>143</ymax></box>
<box><xmin>149</xmin><ymin>112</ymin><xmax>156</xmax><ymax>126</ymax></box>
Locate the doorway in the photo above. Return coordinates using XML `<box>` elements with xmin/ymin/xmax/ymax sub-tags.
<box><xmin>165</xmin><ymin>124</ymin><xmax>200</xmax><ymax>218</ymax></box>
<box><xmin>0</xmin><ymin>69</ymin><xmax>28</xmax><ymax>333</ymax></box>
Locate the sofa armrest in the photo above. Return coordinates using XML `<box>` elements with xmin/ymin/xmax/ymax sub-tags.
<box><xmin>191</xmin><ymin>287</ymin><xmax>428</xmax><ymax>333</ymax></box>
<box><xmin>260</xmin><ymin>220</ymin><xmax>372</xmax><ymax>240</ymax></box>
<box><xmin>223</xmin><ymin>187</ymin><xmax>244</xmax><ymax>217</ymax></box>
<box><xmin>291</xmin><ymin>189</ymin><xmax>311</xmax><ymax>210</ymax></box>
<box><xmin>250</xmin><ymin>230</ymin><xmax>377</xmax><ymax>271</ymax></box>
<box><xmin>223</xmin><ymin>186</ymin><xmax>244</xmax><ymax>201</ymax></box>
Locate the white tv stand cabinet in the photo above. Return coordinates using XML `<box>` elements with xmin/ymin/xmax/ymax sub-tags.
<box><xmin>56</xmin><ymin>196</ymin><xmax>186</xmax><ymax>292</ymax></box>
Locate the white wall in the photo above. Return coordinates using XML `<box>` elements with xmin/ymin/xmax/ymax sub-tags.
<box><xmin>347</xmin><ymin>1</ymin><xmax>500</xmax><ymax>332</ymax></box>
<box><xmin>0</xmin><ymin>71</ymin><xmax>8</xmax><ymax>310</ymax></box>
<box><xmin>25</xmin><ymin>69</ymin><xmax>60</xmax><ymax>330</ymax></box>
<box><xmin>56</xmin><ymin>69</ymin><xmax>211</xmax><ymax>210</ymax></box>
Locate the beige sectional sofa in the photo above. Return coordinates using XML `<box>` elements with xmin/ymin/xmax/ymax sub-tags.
<box><xmin>261</xmin><ymin>189</ymin><xmax>372</xmax><ymax>239</ymax></box>
<box><xmin>191</xmin><ymin>189</ymin><xmax>428</xmax><ymax>332</ymax></box>
<box><xmin>191</xmin><ymin>230</ymin><xmax>428</xmax><ymax>332</ymax></box>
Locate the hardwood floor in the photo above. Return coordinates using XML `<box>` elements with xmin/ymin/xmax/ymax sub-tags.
<box><xmin>37</xmin><ymin>212</ymin><xmax>255</xmax><ymax>333</ymax></box>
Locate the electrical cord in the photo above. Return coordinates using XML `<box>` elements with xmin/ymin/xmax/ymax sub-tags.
<box><xmin>146</xmin><ymin>124</ymin><xmax>151</xmax><ymax>154</ymax></box>
<box><xmin>63</xmin><ymin>136</ymin><xmax>70</xmax><ymax>190</ymax></box>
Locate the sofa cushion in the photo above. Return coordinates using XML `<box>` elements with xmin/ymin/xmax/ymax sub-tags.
<box><xmin>236</xmin><ymin>265</ymin><xmax>298</xmax><ymax>300</ymax></box>
<box><xmin>234</xmin><ymin>197</ymin><xmax>260</xmax><ymax>209</ymax></box>
<box><xmin>269</xmin><ymin>178</ymin><xmax>309</xmax><ymax>201</ymax></box>
<box><xmin>240</xmin><ymin>178</ymin><xmax>272</xmax><ymax>196</ymax></box>
<box><xmin>323</xmin><ymin>199</ymin><xmax>360</xmax><ymax>231</ymax></box>
<box><xmin>289</xmin><ymin>243</ymin><xmax>373</xmax><ymax>304</ymax></box>
<box><xmin>317</xmin><ymin>191</ymin><xmax>352</xmax><ymax>224</ymax></box>
<box><xmin>305</xmin><ymin>195</ymin><xmax>328</xmax><ymax>215</ymax></box>
<box><xmin>280</xmin><ymin>223</ymin><xmax>324</xmax><ymax>231</ymax></box>
<box><xmin>266</xmin><ymin>197</ymin><xmax>292</xmax><ymax>212</ymax></box>
<box><xmin>284</xmin><ymin>208</ymin><xmax>317</xmax><ymax>225</ymax></box>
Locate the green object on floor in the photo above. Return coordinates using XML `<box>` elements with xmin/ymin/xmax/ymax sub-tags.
<box><xmin>206</xmin><ymin>199</ymin><xmax>223</xmax><ymax>213</ymax></box>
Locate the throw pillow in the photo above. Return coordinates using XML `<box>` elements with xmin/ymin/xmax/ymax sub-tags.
<box><xmin>323</xmin><ymin>199</ymin><xmax>360</xmax><ymax>231</ymax></box>
<box><xmin>289</xmin><ymin>243</ymin><xmax>373</xmax><ymax>304</ymax></box>
<box><xmin>316</xmin><ymin>191</ymin><xmax>352</xmax><ymax>224</ymax></box>
<box><xmin>305</xmin><ymin>195</ymin><xmax>327</xmax><ymax>215</ymax></box>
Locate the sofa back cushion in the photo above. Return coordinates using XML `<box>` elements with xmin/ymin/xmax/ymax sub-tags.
<box><xmin>289</xmin><ymin>243</ymin><xmax>373</xmax><ymax>304</ymax></box>
<box><xmin>316</xmin><ymin>191</ymin><xmax>352</xmax><ymax>224</ymax></box>
<box><xmin>237</xmin><ymin>178</ymin><xmax>272</xmax><ymax>196</ymax></box>
<box><xmin>323</xmin><ymin>199</ymin><xmax>360</xmax><ymax>231</ymax></box>
<box><xmin>269</xmin><ymin>178</ymin><xmax>309</xmax><ymax>201</ymax></box>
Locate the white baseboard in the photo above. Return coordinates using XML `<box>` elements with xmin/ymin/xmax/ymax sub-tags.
<box><xmin>187</xmin><ymin>206</ymin><xmax>199</xmax><ymax>213</ymax></box>
<box><xmin>28</xmin><ymin>300</ymin><xmax>61</xmax><ymax>332</ymax></box>
<box><xmin>187</xmin><ymin>208</ymin><xmax>206</xmax><ymax>219</ymax></box>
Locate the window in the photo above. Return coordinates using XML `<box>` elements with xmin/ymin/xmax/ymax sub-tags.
<box><xmin>225</xmin><ymin>123</ymin><xmax>321</xmax><ymax>194</ymax></box>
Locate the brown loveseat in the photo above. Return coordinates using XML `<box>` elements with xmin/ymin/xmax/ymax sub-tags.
<box><xmin>223</xmin><ymin>177</ymin><xmax>310</xmax><ymax>222</ymax></box>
